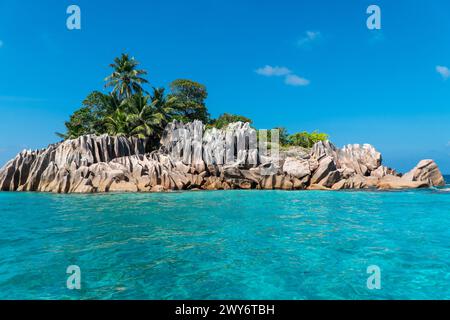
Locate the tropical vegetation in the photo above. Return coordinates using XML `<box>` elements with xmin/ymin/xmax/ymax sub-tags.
<box><xmin>57</xmin><ymin>53</ymin><xmax>328</xmax><ymax>150</ymax></box>
<box><xmin>261</xmin><ymin>127</ymin><xmax>329</xmax><ymax>149</ymax></box>
<box><xmin>209</xmin><ymin>113</ymin><xmax>253</xmax><ymax>129</ymax></box>
<box><xmin>57</xmin><ymin>54</ymin><xmax>207</xmax><ymax>147</ymax></box>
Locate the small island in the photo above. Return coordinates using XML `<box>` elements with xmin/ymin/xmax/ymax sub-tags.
<box><xmin>0</xmin><ymin>54</ymin><xmax>445</xmax><ymax>193</ymax></box>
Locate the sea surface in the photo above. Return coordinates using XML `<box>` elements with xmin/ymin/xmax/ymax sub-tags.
<box><xmin>0</xmin><ymin>176</ymin><xmax>449</xmax><ymax>300</ymax></box>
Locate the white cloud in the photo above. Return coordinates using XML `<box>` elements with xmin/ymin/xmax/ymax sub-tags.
<box><xmin>306</xmin><ymin>31</ymin><xmax>320</xmax><ymax>40</ymax></box>
<box><xmin>255</xmin><ymin>65</ymin><xmax>310</xmax><ymax>87</ymax></box>
<box><xmin>255</xmin><ymin>65</ymin><xmax>292</xmax><ymax>77</ymax></box>
<box><xmin>297</xmin><ymin>31</ymin><xmax>321</xmax><ymax>48</ymax></box>
<box><xmin>436</xmin><ymin>65</ymin><xmax>450</xmax><ymax>80</ymax></box>
<box><xmin>285</xmin><ymin>74</ymin><xmax>310</xmax><ymax>87</ymax></box>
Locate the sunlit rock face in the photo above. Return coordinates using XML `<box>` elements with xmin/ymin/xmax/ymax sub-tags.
<box><xmin>402</xmin><ymin>159</ymin><xmax>445</xmax><ymax>187</ymax></box>
<box><xmin>0</xmin><ymin>121</ymin><xmax>445</xmax><ymax>193</ymax></box>
<box><xmin>0</xmin><ymin>135</ymin><xmax>146</xmax><ymax>192</ymax></box>
<box><xmin>161</xmin><ymin>120</ymin><xmax>258</xmax><ymax>168</ymax></box>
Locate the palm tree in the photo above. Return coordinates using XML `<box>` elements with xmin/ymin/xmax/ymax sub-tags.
<box><xmin>105</xmin><ymin>93</ymin><xmax>169</xmax><ymax>139</ymax></box>
<box><xmin>104</xmin><ymin>54</ymin><xmax>149</xmax><ymax>100</ymax></box>
<box><xmin>56</xmin><ymin>107</ymin><xmax>97</xmax><ymax>140</ymax></box>
<box><xmin>105</xmin><ymin>108</ymin><xmax>131</xmax><ymax>137</ymax></box>
<box><xmin>150</xmin><ymin>87</ymin><xmax>177</xmax><ymax>132</ymax></box>
<box><xmin>125</xmin><ymin>93</ymin><xmax>156</xmax><ymax>138</ymax></box>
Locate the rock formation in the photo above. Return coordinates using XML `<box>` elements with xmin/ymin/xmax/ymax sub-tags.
<box><xmin>0</xmin><ymin>121</ymin><xmax>446</xmax><ymax>193</ymax></box>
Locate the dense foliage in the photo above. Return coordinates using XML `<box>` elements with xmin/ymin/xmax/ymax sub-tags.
<box><xmin>261</xmin><ymin>127</ymin><xmax>329</xmax><ymax>149</ymax></box>
<box><xmin>58</xmin><ymin>53</ymin><xmax>329</xmax><ymax>150</ymax></box>
<box><xmin>288</xmin><ymin>131</ymin><xmax>329</xmax><ymax>148</ymax></box>
<box><xmin>210</xmin><ymin>113</ymin><xmax>253</xmax><ymax>129</ymax></box>
<box><xmin>169</xmin><ymin>79</ymin><xmax>209</xmax><ymax>123</ymax></box>
<box><xmin>57</xmin><ymin>54</ymin><xmax>207</xmax><ymax>145</ymax></box>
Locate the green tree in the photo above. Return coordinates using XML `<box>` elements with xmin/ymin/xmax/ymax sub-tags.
<box><xmin>106</xmin><ymin>93</ymin><xmax>155</xmax><ymax>138</ymax></box>
<box><xmin>261</xmin><ymin>127</ymin><xmax>290</xmax><ymax>147</ymax></box>
<box><xmin>104</xmin><ymin>107</ymin><xmax>132</xmax><ymax>137</ymax></box>
<box><xmin>104</xmin><ymin>90</ymin><xmax>176</xmax><ymax>141</ymax></box>
<box><xmin>104</xmin><ymin>53</ymin><xmax>149</xmax><ymax>100</ymax></box>
<box><xmin>83</xmin><ymin>91</ymin><xmax>120</xmax><ymax>117</ymax></box>
<box><xmin>56</xmin><ymin>91</ymin><xmax>120</xmax><ymax>139</ymax></box>
<box><xmin>58</xmin><ymin>55</ymin><xmax>219</xmax><ymax>144</ymax></box>
<box><xmin>169</xmin><ymin>79</ymin><xmax>209</xmax><ymax>123</ymax></box>
<box><xmin>56</xmin><ymin>107</ymin><xmax>97</xmax><ymax>140</ymax></box>
<box><xmin>274</xmin><ymin>127</ymin><xmax>290</xmax><ymax>146</ymax></box>
<box><xmin>210</xmin><ymin>113</ymin><xmax>253</xmax><ymax>129</ymax></box>
<box><xmin>82</xmin><ymin>91</ymin><xmax>121</xmax><ymax>133</ymax></box>
<box><xmin>289</xmin><ymin>131</ymin><xmax>329</xmax><ymax>148</ymax></box>
<box><xmin>150</xmin><ymin>87</ymin><xmax>176</xmax><ymax>132</ymax></box>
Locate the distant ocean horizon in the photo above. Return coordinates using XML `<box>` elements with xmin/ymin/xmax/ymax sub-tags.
<box><xmin>0</xmin><ymin>177</ymin><xmax>449</xmax><ymax>299</ymax></box>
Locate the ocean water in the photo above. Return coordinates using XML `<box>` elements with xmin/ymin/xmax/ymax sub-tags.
<box><xmin>0</xmin><ymin>177</ymin><xmax>449</xmax><ymax>300</ymax></box>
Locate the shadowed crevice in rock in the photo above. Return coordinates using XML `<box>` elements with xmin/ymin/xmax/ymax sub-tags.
<box><xmin>0</xmin><ymin>121</ymin><xmax>445</xmax><ymax>193</ymax></box>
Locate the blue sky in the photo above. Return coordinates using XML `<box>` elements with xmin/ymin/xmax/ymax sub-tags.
<box><xmin>0</xmin><ymin>0</ymin><xmax>450</xmax><ymax>173</ymax></box>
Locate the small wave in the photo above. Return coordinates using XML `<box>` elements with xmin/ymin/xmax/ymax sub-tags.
<box><xmin>432</xmin><ymin>186</ymin><xmax>450</xmax><ymax>192</ymax></box>
<box><xmin>426</xmin><ymin>185</ymin><xmax>450</xmax><ymax>193</ymax></box>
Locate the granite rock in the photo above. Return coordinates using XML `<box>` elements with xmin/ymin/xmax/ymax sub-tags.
<box><xmin>0</xmin><ymin>121</ymin><xmax>445</xmax><ymax>193</ymax></box>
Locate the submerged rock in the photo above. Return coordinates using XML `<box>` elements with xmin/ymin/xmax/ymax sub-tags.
<box><xmin>0</xmin><ymin>121</ymin><xmax>445</xmax><ymax>193</ymax></box>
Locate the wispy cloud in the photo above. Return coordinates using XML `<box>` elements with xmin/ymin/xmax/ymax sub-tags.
<box><xmin>297</xmin><ymin>31</ymin><xmax>321</xmax><ymax>48</ymax></box>
<box><xmin>255</xmin><ymin>65</ymin><xmax>310</xmax><ymax>87</ymax></box>
<box><xmin>285</xmin><ymin>74</ymin><xmax>310</xmax><ymax>87</ymax></box>
<box><xmin>255</xmin><ymin>65</ymin><xmax>292</xmax><ymax>77</ymax></box>
<box><xmin>436</xmin><ymin>65</ymin><xmax>450</xmax><ymax>80</ymax></box>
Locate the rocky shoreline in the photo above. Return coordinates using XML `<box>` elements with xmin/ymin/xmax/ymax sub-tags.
<box><xmin>0</xmin><ymin>121</ymin><xmax>445</xmax><ymax>193</ymax></box>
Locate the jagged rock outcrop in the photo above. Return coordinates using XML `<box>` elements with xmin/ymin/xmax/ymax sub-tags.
<box><xmin>338</xmin><ymin>144</ymin><xmax>382</xmax><ymax>176</ymax></box>
<box><xmin>402</xmin><ymin>159</ymin><xmax>445</xmax><ymax>187</ymax></box>
<box><xmin>0</xmin><ymin>121</ymin><xmax>445</xmax><ymax>193</ymax></box>
<box><xmin>370</xmin><ymin>165</ymin><xmax>398</xmax><ymax>179</ymax></box>
<box><xmin>0</xmin><ymin>135</ymin><xmax>146</xmax><ymax>192</ymax></box>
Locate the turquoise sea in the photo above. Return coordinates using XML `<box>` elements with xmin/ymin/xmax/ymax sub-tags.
<box><xmin>0</xmin><ymin>176</ymin><xmax>449</xmax><ymax>300</ymax></box>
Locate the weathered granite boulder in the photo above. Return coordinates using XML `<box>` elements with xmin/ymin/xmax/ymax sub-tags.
<box><xmin>370</xmin><ymin>165</ymin><xmax>398</xmax><ymax>179</ymax></box>
<box><xmin>0</xmin><ymin>121</ymin><xmax>445</xmax><ymax>193</ymax></box>
<box><xmin>338</xmin><ymin>144</ymin><xmax>382</xmax><ymax>176</ymax></box>
<box><xmin>160</xmin><ymin>120</ymin><xmax>205</xmax><ymax>173</ymax></box>
<box><xmin>310</xmin><ymin>140</ymin><xmax>338</xmax><ymax>161</ymax></box>
<box><xmin>310</xmin><ymin>156</ymin><xmax>337</xmax><ymax>185</ymax></box>
<box><xmin>282</xmin><ymin>157</ymin><xmax>310</xmax><ymax>179</ymax></box>
<box><xmin>402</xmin><ymin>160</ymin><xmax>445</xmax><ymax>187</ymax></box>
<box><xmin>280</xmin><ymin>146</ymin><xmax>310</xmax><ymax>160</ymax></box>
<box><xmin>377</xmin><ymin>175</ymin><xmax>430</xmax><ymax>190</ymax></box>
<box><xmin>310</xmin><ymin>141</ymin><xmax>382</xmax><ymax>177</ymax></box>
<box><xmin>0</xmin><ymin>135</ymin><xmax>146</xmax><ymax>192</ymax></box>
